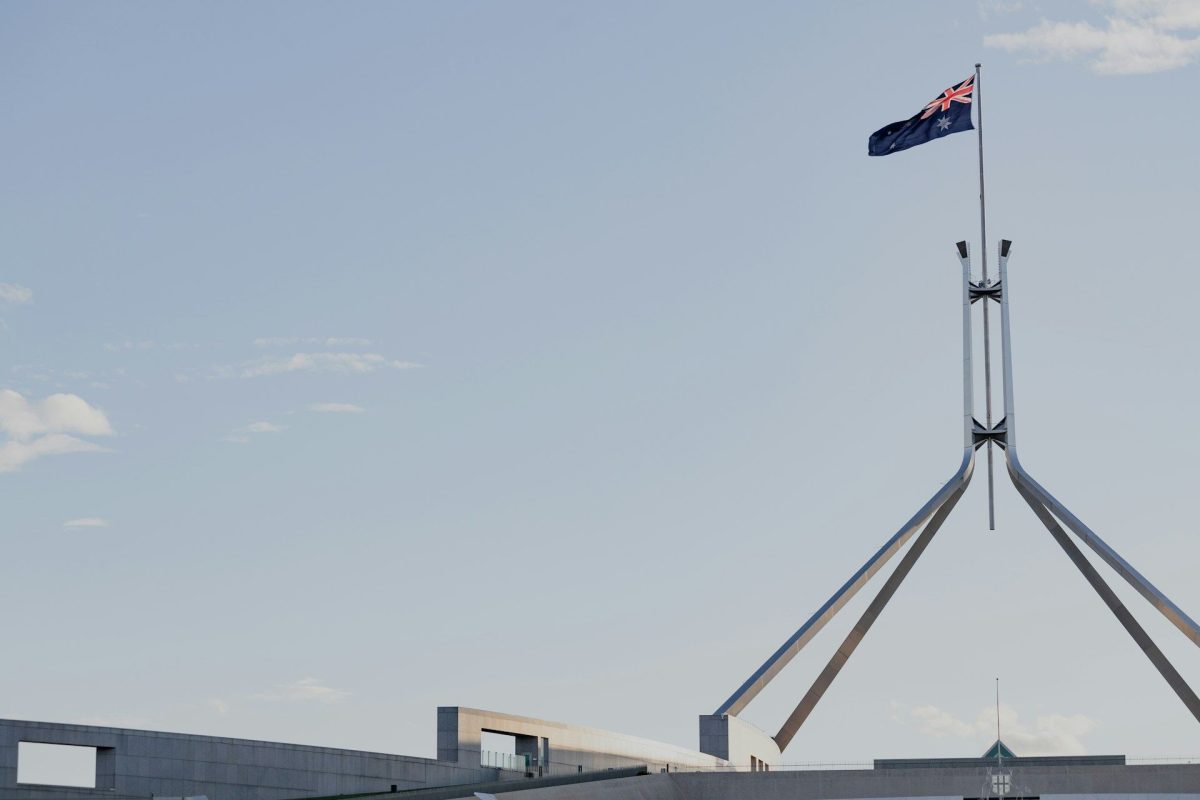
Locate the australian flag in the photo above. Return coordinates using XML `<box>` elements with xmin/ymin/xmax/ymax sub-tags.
<box><xmin>869</xmin><ymin>74</ymin><xmax>975</xmax><ymax>156</ymax></box>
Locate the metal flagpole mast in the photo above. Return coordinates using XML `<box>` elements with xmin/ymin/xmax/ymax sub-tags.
<box><xmin>975</xmin><ymin>62</ymin><xmax>997</xmax><ymax>530</ymax></box>
<box><xmin>995</xmin><ymin>678</ymin><xmax>1002</xmax><ymax>771</ymax></box>
<box><xmin>710</xmin><ymin>69</ymin><xmax>1200</xmax><ymax>759</ymax></box>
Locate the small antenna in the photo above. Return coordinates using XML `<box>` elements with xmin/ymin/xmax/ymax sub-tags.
<box><xmin>995</xmin><ymin>677</ymin><xmax>1002</xmax><ymax>770</ymax></box>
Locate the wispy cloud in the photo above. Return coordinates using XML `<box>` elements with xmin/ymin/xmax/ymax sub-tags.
<box><xmin>0</xmin><ymin>284</ymin><xmax>33</xmax><ymax>305</ymax></box>
<box><xmin>900</xmin><ymin>702</ymin><xmax>1098</xmax><ymax>755</ymax></box>
<box><xmin>253</xmin><ymin>677</ymin><xmax>350</xmax><ymax>704</ymax></box>
<box><xmin>103</xmin><ymin>340</ymin><xmax>155</xmax><ymax>352</ymax></box>
<box><xmin>0</xmin><ymin>434</ymin><xmax>109</xmax><ymax>473</ymax></box>
<box><xmin>10</xmin><ymin>365</ymin><xmax>127</xmax><ymax>392</ymax></box>
<box><xmin>206</xmin><ymin>698</ymin><xmax>231</xmax><ymax>715</ymax></box>
<box><xmin>909</xmin><ymin>704</ymin><xmax>977</xmax><ymax>738</ymax></box>
<box><xmin>985</xmin><ymin>0</ymin><xmax>1200</xmax><ymax>74</ymax></box>
<box><xmin>239</xmin><ymin>352</ymin><xmax>419</xmax><ymax>378</ymax></box>
<box><xmin>63</xmin><ymin>517</ymin><xmax>110</xmax><ymax>529</ymax></box>
<box><xmin>308</xmin><ymin>402</ymin><xmax>365</xmax><ymax>414</ymax></box>
<box><xmin>978</xmin><ymin>0</ymin><xmax>1024</xmax><ymax>21</ymax></box>
<box><xmin>102</xmin><ymin>340</ymin><xmax>195</xmax><ymax>353</ymax></box>
<box><xmin>0</xmin><ymin>390</ymin><xmax>114</xmax><ymax>472</ymax></box>
<box><xmin>179</xmin><ymin>349</ymin><xmax>419</xmax><ymax>383</ymax></box>
<box><xmin>255</xmin><ymin>337</ymin><xmax>373</xmax><ymax>348</ymax></box>
<box><xmin>224</xmin><ymin>420</ymin><xmax>286</xmax><ymax>443</ymax></box>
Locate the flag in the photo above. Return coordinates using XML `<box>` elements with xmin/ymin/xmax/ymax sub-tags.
<box><xmin>869</xmin><ymin>74</ymin><xmax>975</xmax><ymax>156</ymax></box>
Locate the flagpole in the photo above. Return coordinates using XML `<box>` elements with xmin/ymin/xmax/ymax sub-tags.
<box><xmin>995</xmin><ymin>677</ymin><xmax>1002</xmax><ymax>771</ymax></box>
<box><xmin>976</xmin><ymin>62</ymin><xmax>997</xmax><ymax>531</ymax></box>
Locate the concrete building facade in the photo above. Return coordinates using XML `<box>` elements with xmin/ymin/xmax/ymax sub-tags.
<box><xmin>437</xmin><ymin>708</ymin><xmax>734</xmax><ymax>776</ymax></box>
<box><xmin>3</xmin><ymin>713</ymin><xmax>1196</xmax><ymax>800</ymax></box>
<box><xmin>487</xmin><ymin>766</ymin><xmax>1200</xmax><ymax>800</ymax></box>
<box><xmin>1</xmin><ymin>717</ymin><xmax>488</xmax><ymax>800</ymax></box>
<box><xmin>0</xmin><ymin>708</ymin><xmax>744</xmax><ymax>800</ymax></box>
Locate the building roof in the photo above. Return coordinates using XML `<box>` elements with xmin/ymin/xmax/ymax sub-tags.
<box><xmin>981</xmin><ymin>739</ymin><xmax>1017</xmax><ymax>760</ymax></box>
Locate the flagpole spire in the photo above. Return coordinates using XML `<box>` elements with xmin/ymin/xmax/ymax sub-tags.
<box><xmin>995</xmin><ymin>677</ymin><xmax>1002</xmax><ymax>771</ymax></box>
<box><xmin>975</xmin><ymin>62</ymin><xmax>997</xmax><ymax>531</ymax></box>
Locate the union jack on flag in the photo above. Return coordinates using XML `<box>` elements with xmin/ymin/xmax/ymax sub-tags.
<box><xmin>869</xmin><ymin>74</ymin><xmax>975</xmax><ymax>156</ymax></box>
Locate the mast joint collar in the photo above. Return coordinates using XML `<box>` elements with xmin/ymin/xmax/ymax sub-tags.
<box><xmin>973</xmin><ymin>417</ymin><xmax>1007</xmax><ymax>449</ymax></box>
<box><xmin>969</xmin><ymin>281</ymin><xmax>1003</xmax><ymax>304</ymax></box>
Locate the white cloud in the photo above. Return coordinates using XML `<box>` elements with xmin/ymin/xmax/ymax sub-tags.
<box><xmin>985</xmin><ymin>0</ymin><xmax>1200</xmax><ymax>74</ymax></box>
<box><xmin>8</xmin><ymin>365</ymin><xmax>126</xmax><ymax>392</ymax></box>
<box><xmin>224</xmin><ymin>420</ymin><xmax>286</xmax><ymax>442</ymax></box>
<box><xmin>978</xmin><ymin>0</ymin><xmax>1024</xmax><ymax>20</ymax></box>
<box><xmin>0</xmin><ymin>283</ymin><xmax>33</xmax><ymax>305</ymax></box>
<box><xmin>903</xmin><ymin>702</ymin><xmax>1098</xmax><ymax>756</ymax></box>
<box><xmin>253</xmin><ymin>677</ymin><xmax>350</xmax><ymax>704</ymax></box>
<box><xmin>911</xmin><ymin>704</ymin><xmax>978</xmax><ymax>738</ymax></box>
<box><xmin>0</xmin><ymin>434</ymin><xmax>108</xmax><ymax>472</ymax></box>
<box><xmin>239</xmin><ymin>352</ymin><xmax>419</xmax><ymax>378</ymax></box>
<box><xmin>0</xmin><ymin>390</ymin><xmax>114</xmax><ymax>472</ymax></box>
<box><xmin>0</xmin><ymin>389</ymin><xmax>114</xmax><ymax>441</ymax></box>
<box><xmin>63</xmin><ymin>517</ymin><xmax>110</xmax><ymax>528</ymax></box>
<box><xmin>308</xmin><ymin>402</ymin><xmax>365</xmax><ymax>414</ymax></box>
<box><xmin>103</xmin><ymin>340</ymin><xmax>155</xmax><ymax>352</ymax></box>
<box><xmin>186</xmin><ymin>349</ymin><xmax>418</xmax><ymax>382</ymax></box>
<box><xmin>255</xmin><ymin>336</ymin><xmax>373</xmax><ymax>348</ymax></box>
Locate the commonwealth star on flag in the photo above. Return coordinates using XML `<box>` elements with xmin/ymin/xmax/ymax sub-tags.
<box><xmin>869</xmin><ymin>74</ymin><xmax>975</xmax><ymax>156</ymax></box>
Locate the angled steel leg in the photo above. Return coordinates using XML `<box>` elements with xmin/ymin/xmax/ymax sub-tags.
<box><xmin>773</xmin><ymin>477</ymin><xmax>972</xmax><ymax>751</ymax></box>
<box><xmin>714</xmin><ymin>242</ymin><xmax>981</xmax><ymax>720</ymax></box>
<box><xmin>1010</xmin><ymin>473</ymin><xmax>1200</xmax><ymax>722</ymax></box>
<box><xmin>714</xmin><ymin>452</ymin><xmax>973</xmax><ymax>717</ymax></box>
<box><xmin>1007</xmin><ymin>457</ymin><xmax>1200</xmax><ymax>648</ymax></box>
<box><xmin>994</xmin><ymin>239</ymin><xmax>1200</xmax><ymax>648</ymax></box>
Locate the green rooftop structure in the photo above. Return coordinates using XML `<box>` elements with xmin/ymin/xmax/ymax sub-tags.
<box><xmin>981</xmin><ymin>740</ymin><xmax>1017</xmax><ymax>761</ymax></box>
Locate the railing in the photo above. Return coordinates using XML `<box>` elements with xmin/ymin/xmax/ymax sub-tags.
<box><xmin>668</xmin><ymin>757</ymin><xmax>1200</xmax><ymax>772</ymax></box>
<box><xmin>481</xmin><ymin>750</ymin><xmax>530</xmax><ymax>771</ymax></box>
<box><xmin>485</xmin><ymin>754</ymin><xmax>1200</xmax><ymax>775</ymax></box>
<box><xmin>663</xmin><ymin>761</ymin><xmax>873</xmax><ymax>772</ymax></box>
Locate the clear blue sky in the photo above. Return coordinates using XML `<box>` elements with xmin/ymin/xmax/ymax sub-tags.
<box><xmin>3</xmin><ymin>0</ymin><xmax>1199</xmax><ymax>765</ymax></box>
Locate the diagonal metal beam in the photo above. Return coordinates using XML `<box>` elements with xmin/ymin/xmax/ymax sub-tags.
<box><xmin>1010</xmin><ymin>471</ymin><xmax>1200</xmax><ymax>723</ymax></box>
<box><xmin>715</xmin><ymin>241</ymin><xmax>981</xmax><ymax>719</ymax></box>
<box><xmin>993</xmin><ymin>238</ymin><xmax>1200</xmax><ymax>649</ymax></box>
<box><xmin>773</xmin><ymin>478</ymin><xmax>971</xmax><ymax>752</ymax></box>
<box><xmin>715</xmin><ymin>453</ymin><xmax>972</xmax><ymax>717</ymax></box>
<box><xmin>1008</xmin><ymin>459</ymin><xmax>1200</xmax><ymax>648</ymax></box>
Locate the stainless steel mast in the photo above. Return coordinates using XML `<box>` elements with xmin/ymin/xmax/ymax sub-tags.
<box><xmin>711</xmin><ymin>238</ymin><xmax>1200</xmax><ymax>754</ymax></box>
<box><xmin>715</xmin><ymin>242</ymin><xmax>978</xmax><ymax>740</ymax></box>
<box><xmin>975</xmin><ymin>62</ymin><xmax>997</xmax><ymax>531</ymax></box>
<box><xmin>996</xmin><ymin>241</ymin><xmax>1200</xmax><ymax>720</ymax></box>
